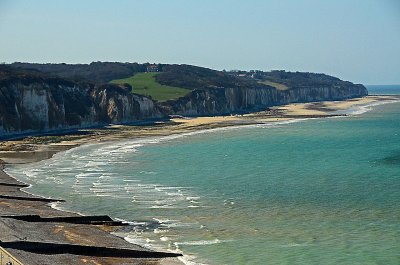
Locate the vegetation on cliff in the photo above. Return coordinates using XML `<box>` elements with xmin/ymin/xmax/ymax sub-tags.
<box><xmin>156</xmin><ymin>64</ymin><xmax>253</xmax><ymax>90</ymax></box>
<box><xmin>111</xmin><ymin>72</ymin><xmax>190</xmax><ymax>101</ymax></box>
<box><xmin>11</xmin><ymin>62</ymin><xmax>147</xmax><ymax>83</ymax></box>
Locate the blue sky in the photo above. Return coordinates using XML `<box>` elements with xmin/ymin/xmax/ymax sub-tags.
<box><xmin>0</xmin><ymin>0</ymin><xmax>399</xmax><ymax>84</ymax></box>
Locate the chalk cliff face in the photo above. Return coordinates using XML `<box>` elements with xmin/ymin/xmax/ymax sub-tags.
<box><xmin>160</xmin><ymin>84</ymin><xmax>368</xmax><ymax>116</ymax></box>
<box><xmin>0</xmin><ymin>72</ymin><xmax>161</xmax><ymax>136</ymax></box>
<box><xmin>155</xmin><ymin>65</ymin><xmax>368</xmax><ymax>116</ymax></box>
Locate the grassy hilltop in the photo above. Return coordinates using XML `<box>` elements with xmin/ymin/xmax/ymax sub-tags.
<box><xmin>111</xmin><ymin>72</ymin><xmax>190</xmax><ymax>101</ymax></box>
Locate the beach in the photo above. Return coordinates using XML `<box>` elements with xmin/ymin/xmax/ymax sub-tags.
<box><xmin>1</xmin><ymin>95</ymin><xmax>396</xmax><ymax>160</ymax></box>
<box><xmin>0</xmin><ymin>95</ymin><xmax>399</xmax><ymax>265</ymax></box>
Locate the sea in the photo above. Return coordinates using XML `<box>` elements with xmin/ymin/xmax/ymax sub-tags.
<box><xmin>6</xmin><ymin>85</ymin><xmax>400</xmax><ymax>265</ymax></box>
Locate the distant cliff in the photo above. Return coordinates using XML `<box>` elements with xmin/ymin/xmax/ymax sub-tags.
<box><xmin>157</xmin><ymin>66</ymin><xmax>368</xmax><ymax>116</ymax></box>
<box><xmin>0</xmin><ymin>64</ymin><xmax>368</xmax><ymax>136</ymax></box>
<box><xmin>0</xmin><ymin>67</ymin><xmax>161</xmax><ymax>137</ymax></box>
<box><xmin>159</xmin><ymin>84</ymin><xmax>368</xmax><ymax>116</ymax></box>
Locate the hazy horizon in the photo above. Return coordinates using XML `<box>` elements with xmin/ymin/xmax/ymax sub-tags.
<box><xmin>1</xmin><ymin>0</ymin><xmax>399</xmax><ymax>85</ymax></box>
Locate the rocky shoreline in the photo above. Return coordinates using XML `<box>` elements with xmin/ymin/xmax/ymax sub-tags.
<box><xmin>0</xmin><ymin>159</ymin><xmax>184</xmax><ymax>265</ymax></box>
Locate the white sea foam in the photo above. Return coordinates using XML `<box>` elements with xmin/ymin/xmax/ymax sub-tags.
<box><xmin>139</xmin><ymin>171</ymin><xmax>157</xmax><ymax>175</ymax></box>
<box><xmin>115</xmin><ymin>218</ymin><xmax>147</xmax><ymax>226</ymax></box>
<box><xmin>48</xmin><ymin>201</ymin><xmax>86</xmax><ymax>216</ymax></box>
<box><xmin>84</xmin><ymin>168</ymin><xmax>104</xmax><ymax>172</ymax></box>
<box><xmin>76</xmin><ymin>173</ymin><xmax>100</xmax><ymax>179</ymax></box>
<box><xmin>154</xmin><ymin>198</ymin><xmax>181</xmax><ymax>204</ymax></box>
<box><xmin>178</xmin><ymin>256</ymin><xmax>208</xmax><ymax>265</ymax></box>
<box><xmin>154</xmin><ymin>228</ymin><xmax>169</xmax><ymax>234</ymax></box>
<box><xmin>281</xmin><ymin>242</ymin><xmax>310</xmax><ymax>247</ymax></box>
<box><xmin>153</xmin><ymin>218</ymin><xmax>178</xmax><ymax>224</ymax></box>
<box><xmin>150</xmin><ymin>205</ymin><xmax>182</xmax><ymax>209</ymax></box>
<box><xmin>166</xmin><ymin>192</ymin><xmax>184</xmax><ymax>196</ymax></box>
<box><xmin>123</xmin><ymin>235</ymin><xmax>154</xmax><ymax>249</ymax></box>
<box><xmin>22</xmin><ymin>170</ymin><xmax>40</xmax><ymax>179</ymax></box>
<box><xmin>90</xmin><ymin>188</ymin><xmax>122</xmax><ymax>193</ymax></box>
<box><xmin>155</xmin><ymin>186</ymin><xmax>188</xmax><ymax>191</ymax></box>
<box><xmin>260</xmin><ymin>118</ymin><xmax>312</xmax><ymax>127</ymax></box>
<box><xmin>345</xmin><ymin>99</ymin><xmax>400</xmax><ymax>115</ymax></box>
<box><xmin>164</xmin><ymin>222</ymin><xmax>194</xmax><ymax>228</ymax></box>
<box><xmin>91</xmin><ymin>183</ymin><xmax>120</xmax><ymax>187</ymax></box>
<box><xmin>174</xmin><ymin>238</ymin><xmax>227</xmax><ymax>246</ymax></box>
<box><xmin>173</xmin><ymin>239</ymin><xmax>234</xmax><ymax>265</ymax></box>
<box><xmin>123</xmin><ymin>179</ymin><xmax>140</xmax><ymax>182</ymax></box>
<box><xmin>84</xmin><ymin>161</ymin><xmax>109</xmax><ymax>167</ymax></box>
<box><xmin>160</xmin><ymin>236</ymin><xmax>169</xmax><ymax>241</ymax></box>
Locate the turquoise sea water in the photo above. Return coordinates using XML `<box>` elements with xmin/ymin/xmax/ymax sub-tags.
<box><xmin>6</xmin><ymin>89</ymin><xmax>400</xmax><ymax>264</ymax></box>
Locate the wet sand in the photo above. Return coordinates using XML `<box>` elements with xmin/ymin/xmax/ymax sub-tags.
<box><xmin>0</xmin><ymin>95</ymin><xmax>398</xmax><ymax>264</ymax></box>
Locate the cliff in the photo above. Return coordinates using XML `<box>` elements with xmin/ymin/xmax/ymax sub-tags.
<box><xmin>159</xmin><ymin>84</ymin><xmax>368</xmax><ymax>116</ymax></box>
<box><xmin>0</xmin><ymin>67</ymin><xmax>161</xmax><ymax>137</ymax></box>
<box><xmin>157</xmin><ymin>67</ymin><xmax>368</xmax><ymax>116</ymax></box>
<box><xmin>0</xmin><ymin>64</ymin><xmax>369</xmax><ymax>136</ymax></box>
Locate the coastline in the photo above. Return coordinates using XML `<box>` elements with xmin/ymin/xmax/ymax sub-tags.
<box><xmin>1</xmin><ymin>95</ymin><xmax>398</xmax><ymax>164</ymax></box>
<box><xmin>1</xmin><ymin>95</ymin><xmax>399</xmax><ymax>265</ymax></box>
<box><xmin>0</xmin><ymin>162</ymin><xmax>184</xmax><ymax>265</ymax></box>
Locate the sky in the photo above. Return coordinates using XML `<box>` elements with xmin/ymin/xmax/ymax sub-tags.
<box><xmin>0</xmin><ymin>0</ymin><xmax>399</xmax><ymax>84</ymax></box>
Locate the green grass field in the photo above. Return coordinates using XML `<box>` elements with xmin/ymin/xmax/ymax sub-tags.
<box><xmin>111</xmin><ymin>72</ymin><xmax>190</xmax><ymax>101</ymax></box>
<box><xmin>258</xmin><ymin>80</ymin><xmax>289</xmax><ymax>90</ymax></box>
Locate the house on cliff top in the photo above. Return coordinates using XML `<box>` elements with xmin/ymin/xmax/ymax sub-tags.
<box><xmin>146</xmin><ymin>64</ymin><xmax>159</xmax><ymax>72</ymax></box>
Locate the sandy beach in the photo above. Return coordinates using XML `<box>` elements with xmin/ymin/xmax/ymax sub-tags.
<box><xmin>0</xmin><ymin>95</ymin><xmax>398</xmax><ymax>265</ymax></box>
<box><xmin>1</xmin><ymin>96</ymin><xmax>396</xmax><ymax>160</ymax></box>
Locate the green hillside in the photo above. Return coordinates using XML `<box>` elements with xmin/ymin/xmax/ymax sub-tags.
<box><xmin>258</xmin><ymin>80</ymin><xmax>288</xmax><ymax>90</ymax></box>
<box><xmin>111</xmin><ymin>72</ymin><xmax>190</xmax><ymax>101</ymax></box>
